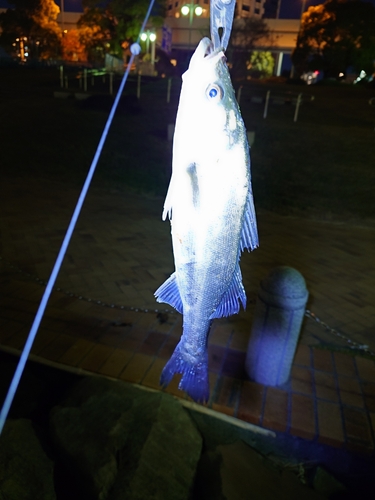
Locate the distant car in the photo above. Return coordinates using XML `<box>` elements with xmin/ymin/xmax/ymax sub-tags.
<box><xmin>301</xmin><ymin>71</ymin><xmax>321</xmax><ymax>85</ymax></box>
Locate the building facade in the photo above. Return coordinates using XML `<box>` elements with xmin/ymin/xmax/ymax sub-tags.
<box><xmin>166</xmin><ymin>0</ymin><xmax>265</xmax><ymax>19</ymax></box>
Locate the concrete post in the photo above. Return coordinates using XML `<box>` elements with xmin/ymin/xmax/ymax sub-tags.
<box><xmin>245</xmin><ymin>266</ymin><xmax>308</xmax><ymax>387</ymax></box>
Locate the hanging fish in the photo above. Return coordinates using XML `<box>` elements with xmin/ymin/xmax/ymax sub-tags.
<box><xmin>155</xmin><ymin>37</ymin><xmax>258</xmax><ymax>403</ymax></box>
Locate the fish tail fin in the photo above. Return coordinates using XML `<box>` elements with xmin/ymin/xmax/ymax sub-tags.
<box><xmin>160</xmin><ymin>342</ymin><xmax>209</xmax><ymax>403</ymax></box>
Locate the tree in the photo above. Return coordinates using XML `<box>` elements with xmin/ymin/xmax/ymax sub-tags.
<box><xmin>247</xmin><ymin>51</ymin><xmax>275</xmax><ymax>79</ymax></box>
<box><xmin>292</xmin><ymin>0</ymin><xmax>375</xmax><ymax>78</ymax></box>
<box><xmin>77</xmin><ymin>0</ymin><xmax>165</xmax><ymax>63</ymax></box>
<box><xmin>227</xmin><ymin>17</ymin><xmax>272</xmax><ymax>80</ymax></box>
<box><xmin>61</xmin><ymin>29</ymin><xmax>87</xmax><ymax>62</ymax></box>
<box><xmin>0</xmin><ymin>0</ymin><xmax>61</xmax><ymax>59</ymax></box>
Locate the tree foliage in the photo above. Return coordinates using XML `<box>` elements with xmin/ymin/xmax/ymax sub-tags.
<box><xmin>61</xmin><ymin>29</ymin><xmax>87</xmax><ymax>62</ymax></box>
<box><xmin>247</xmin><ymin>51</ymin><xmax>274</xmax><ymax>79</ymax></box>
<box><xmin>77</xmin><ymin>0</ymin><xmax>165</xmax><ymax>62</ymax></box>
<box><xmin>292</xmin><ymin>0</ymin><xmax>375</xmax><ymax>77</ymax></box>
<box><xmin>0</xmin><ymin>0</ymin><xmax>61</xmax><ymax>59</ymax></box>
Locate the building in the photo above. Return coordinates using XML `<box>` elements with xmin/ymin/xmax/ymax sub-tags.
<box><xmin>1</xmin><ymin>3</ymin><xmax>298</xmax><ymax>75</ymax></box>
<box><xmin>166</xmin><ymin>0</ymin><xmax>265</xmax><ymax>19</ymax></box>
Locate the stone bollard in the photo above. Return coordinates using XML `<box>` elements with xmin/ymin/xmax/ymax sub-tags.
<box><xmin>245</xmin><ymin>266</ymin><xmax>308</xmax><ymax>387</ymax></box>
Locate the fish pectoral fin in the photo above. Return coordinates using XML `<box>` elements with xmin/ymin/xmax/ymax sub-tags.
<box><xmin>240</xmin><ymin>191</ymin><xmax>259</xmax><ymax>252</ymax></box>
<box><xmin>162</xmin><ymin>187</ymin><xmax>173</xmax><ymax>221</ymax></box>
<box><xmin>154</xmin><ymin>272</ymin><xmax>183</xmax><ymax>314</ymax></box>
<box><xmin>209</xmin><ymin>265</ymin><xmax>247</xmax><ymax>319</ymax></box>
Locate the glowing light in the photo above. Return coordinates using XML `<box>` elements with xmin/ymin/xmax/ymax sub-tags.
<box><xmin>140</xmin><ymin>33</ymin><xmax>148</xmax><ymax>41</ymax></box>
<box><xmin>149</xmin><ymin>33</ymin><xmax>156</xmax><ymax>42</ymax></box>
<box><xmin>181</xmin><ymin>5</ymin><xmax>190</xmax><ymax>16</ymax></box>
<box><xmin>195</xmin><ymin>6</ymin><xmax>203</xmax><ymax>16</ymax></box>
<box><xmin>354</xmin><ymin>70</ymin><xmax>367</xmax><ymax>84</ymax></box>
<box><xmin>339</xmin><ymin>72</ymin><xmax>344</xmax><ymax>77</ymax></box>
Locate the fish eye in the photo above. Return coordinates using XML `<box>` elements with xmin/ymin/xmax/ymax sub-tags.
<box><xmin>206</xmin><ymin>84</ymin><xmax>223</xmax><ymax>101</ymax></box>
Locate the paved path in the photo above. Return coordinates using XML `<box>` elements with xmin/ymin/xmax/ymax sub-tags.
<box><xmin>1</xmin><ymin>173</ymin><xmax>375</xmax><ymax>454</ymax></box>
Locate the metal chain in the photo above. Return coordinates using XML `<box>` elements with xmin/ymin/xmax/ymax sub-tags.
<box><xmin>1</xmin><ymin>255</ymin><xmax>373</xmax><ymax>355</ymax></box>
<box><xmin>0</xmin><ymin>256</ymin><xmax>175</xmax><ymax>315</ymax></box>
<box><xmin>305</xmin><ymin>309</ymin><xmax>374</xmax><ymax>356</ymax></box>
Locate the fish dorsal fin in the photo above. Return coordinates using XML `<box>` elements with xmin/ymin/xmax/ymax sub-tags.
<box><xmin>240</xmin><ymin>192</ymin><xmax>259</xmax><ymax>252</ymax></box>
<box><xmin>209</xmin><ymin>265</ymin><xmax>246</xmax><ymax>319</ymax></box>
<box><xmin>154</xmin><ymin>272</ymin><xmax>183</xmax><ymax>314</ymax></box>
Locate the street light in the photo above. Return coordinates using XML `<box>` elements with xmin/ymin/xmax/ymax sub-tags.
<box><xmin>141</xmin><ymin>31</ymin><xmax>157</xmax><ymax>65</ymax></box>
<box><xmin>181</xmin><ymin>3</ymin><xmax>203</xmax><ymax>48</ymax></box>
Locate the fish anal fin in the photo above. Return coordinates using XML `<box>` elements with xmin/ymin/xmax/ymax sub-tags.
<box><xmin>240</xmin><ymin>192</ymin><xmax>259</xmax><ymax>252</ymax></box>
<box><xmin>154</xmin><ymin>272</ymin><xmax>183</xmax><ymax>314</ymax></box>
<box><xmin>160</xmin><ymin>342</ymin><xmax>209</xmax><ymax>403</ymax></box>
<box><xmin>209</xmin><ymin>266</ymin><xmax>246</xmax><ymax>319</ymax></box>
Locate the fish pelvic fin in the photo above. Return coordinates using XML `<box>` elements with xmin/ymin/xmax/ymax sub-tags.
<box><xmin>160</xmin><ymin>342</ymin><xmax>209</xmax><ymax>403</ymax></box>
<box><xmin>154</xmin><ymin>272</ymin><xmax>183</xmax><ymax>314</ymax></box>
<box><xmin>240</xmin><ymin>191</ymin><xmax>259</xmax><ymax>252</ymax></box>
<box><xmin>209</xmin><ymin>265</ymin><xmax>246</xmax><ymax>319</ymax></box>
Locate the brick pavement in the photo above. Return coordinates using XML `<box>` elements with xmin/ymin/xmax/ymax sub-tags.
<box><xmin>1</xmin><ymin>174</ymin><xmax>375</xmax><ymax>454</ymax></box>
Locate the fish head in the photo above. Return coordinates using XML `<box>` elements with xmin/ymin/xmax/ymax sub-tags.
<box><xmin>175</xmin><ymin>38</ymin><xmax>244</xmax><ymax>160</ymax></box>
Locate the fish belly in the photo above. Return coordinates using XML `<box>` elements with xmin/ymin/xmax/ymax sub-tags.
<box><xmin>157</xmin><ymin>158</ymin><xmax>248</xmax><ymax>402</ymax></box>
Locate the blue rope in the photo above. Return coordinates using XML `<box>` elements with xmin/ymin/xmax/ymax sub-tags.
<box><xmin>0</xmin><ymin>0</ymin><xmax>156</xmax><ymax>435</ymax></box>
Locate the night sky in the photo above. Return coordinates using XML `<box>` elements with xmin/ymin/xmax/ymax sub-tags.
<box><xmin>1</xmin><ymin>0</ymin><xmax>375</xmax><ymax>18</ymax></box>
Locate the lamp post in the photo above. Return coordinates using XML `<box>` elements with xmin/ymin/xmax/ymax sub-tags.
<box><xmin>276</xmin><ymin>0</ymin><xmax>281</xmax><ymax>19</ymax></box>
<box><xmin>60</xmin><ymin>0</ymin><xmax>65</xmax><ymax>33</ymax></box>
<box><xmin>140</xmin><ymin>31</ymin><xmax>157</xmax><ymax>65</ymax></box>
<box><xmin>181</xmin><ymin>3</ymin><xmax>203</xmax><ymax>49</ymax></box>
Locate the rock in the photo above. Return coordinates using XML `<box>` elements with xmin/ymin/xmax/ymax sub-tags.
<box><xmin>122</xmin><ymin>394</ymin><xmax>202</xmax><ymax>500</ymax></box>
<box><xmin>50</xmin><ymin>377</ymin><xmax>202</xmax><ymax>500</ymax></box>
<box><xmin>0</xmin><ymin>419</ymin><xmax>56</xmax><ymax>500</ymax></box>
<box><xmin>313</xmin><ymin>466</ymin><xmax>347</xmax><ymax>497</ymax></box>
<box><xmin>192</xmin><ymin>449</ymin><xmax>225</xmax><ymax>500</ymax></box>
<box><xmin>217</xmin><ymin>440</ymin><xmax>324</xmax><ymax>500</ymax></box>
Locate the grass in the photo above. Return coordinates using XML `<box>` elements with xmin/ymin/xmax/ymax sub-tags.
<box><xmin>1</xmin><ymin>66</ymin><xmax>375</xmax><ymax>222</ymax></box>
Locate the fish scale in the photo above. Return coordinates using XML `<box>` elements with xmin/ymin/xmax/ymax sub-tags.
<box><xmin>155</xmin><ymin>38</ymin><xmax>258</xmax><ymax>402</ymax></box>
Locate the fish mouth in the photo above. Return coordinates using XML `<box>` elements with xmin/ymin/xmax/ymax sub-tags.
<box><xmin>187</xmin><ymin>37</ymin><xmax>226</xmax><ymax>74</ymax></box>
<box><xmin>205</xmin><ymin>46</ymin><xmax>226</xmax><ymax>64</ymax></box>
<box><xmin>194</xmin><ymin>38</ymin><xmax>226</xmax><ymax>64</ymax></box>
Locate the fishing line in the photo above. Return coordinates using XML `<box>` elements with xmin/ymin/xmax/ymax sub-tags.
<box><xmin>0</xmin><ymin>0</ymin><xmax>156</xmax><ymax>435</ymax></box>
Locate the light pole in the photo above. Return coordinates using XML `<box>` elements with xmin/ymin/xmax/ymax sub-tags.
<box><xmin>276</xmin><ymin>0</ymin><xmax>281</xmax><ymax>19</ymax></box>
<box><xmin>60</xmin><ymin>0</ymin><xmax>65</xmax><ymax>33</ymax></box>
<box><xmin>140</xmin><ymin>31</ymin><xmax>157</xmax><ymax>65</ymax></box>
<box><xmin>181</xmin><ymin>3</ymin><xmax>203</xmax><ymax>49</ymax></box>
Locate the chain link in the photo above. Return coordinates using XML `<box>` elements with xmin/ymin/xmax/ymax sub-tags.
<box><xmin>0</xmin><ymin>256</ymin><xmax>175</xmax><ymax>315</ymax></box>
<box><xmin>1</xmin><ymin>256</ymin><xmax>374</xmax><ymax>356</ymax></box>
<box><xmin>304</xmin><ymin>309</ymin><xmax>374</xmax><ymax>356</ymax></box>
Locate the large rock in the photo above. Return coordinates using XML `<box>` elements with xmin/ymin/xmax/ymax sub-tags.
<box><xmin>119</xmin><ymin>394</ymin><xmax>202</xmax><ymax>500</ymax></box>
<box><xmin>50</xmin><ymin>377</ymin><xmax>202</xmax><ymax>500</ymax></box>
<box><xmin>217</xmin><ymin>440</ymin><xmax>324</xmax><ymax>500</ymax></box>
<box><xmin>0</xmin><ymin>419</ymin><xmax>56</xmax><ymax>500</ymax></box>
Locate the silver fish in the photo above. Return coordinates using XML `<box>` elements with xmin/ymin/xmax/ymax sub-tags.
<box><xmin>155</xmin><ymin>38</ymin><xmax>258</xmax><ymax>402</ymax></box>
